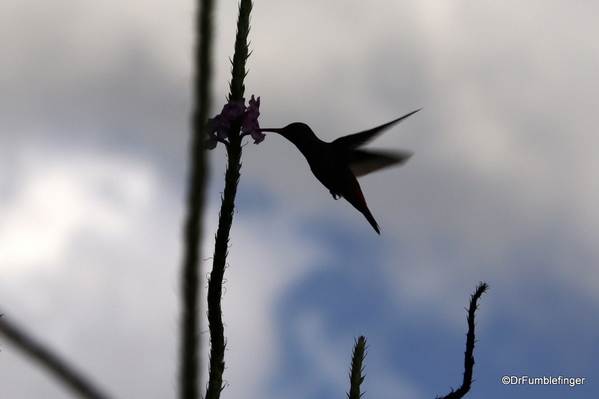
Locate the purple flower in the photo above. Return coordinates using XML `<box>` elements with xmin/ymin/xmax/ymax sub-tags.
<box><xmin>206</xmin><ymin>95</ymin><xmax>264</xmax><ymax>149</ymax></box>
<box><xmin>222</xmin><ymin>99</ymin><xmax>246</xmax><ymax>122</ymax></box>
<box><xmin>242</xmin><ymin>95</ymin><xmax>264</xmax><ymax>144</ymax></box>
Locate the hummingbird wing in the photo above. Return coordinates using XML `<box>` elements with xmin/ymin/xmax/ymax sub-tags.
<box><xmin>349</xmin><ymin>149</ymin><xmax>413</xmax><ymax>177</ymax></box>
<box><xmin>332</xmin><ymin>109</ymin><xmax>421</xmax><ymax>150</ymax></box>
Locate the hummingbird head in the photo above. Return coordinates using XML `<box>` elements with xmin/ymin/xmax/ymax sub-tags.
<box><xmin>259</xmin><ymin>123</ymin><xmax>321</xmax><ymax>149</ymax></box>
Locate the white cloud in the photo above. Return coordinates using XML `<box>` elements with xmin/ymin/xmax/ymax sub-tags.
<box><xmin>0</xmin><ymin>144</ymin><xmax>156</xmax><ymax>273</ymax></box>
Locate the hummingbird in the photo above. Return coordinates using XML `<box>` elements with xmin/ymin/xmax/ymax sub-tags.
<box><xmin>260</xmin><ymin>109</ymin><xmax>420</xmax><ymax>234</ymax></box>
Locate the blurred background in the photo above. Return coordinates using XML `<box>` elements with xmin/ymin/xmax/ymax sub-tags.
<box><xmin>1</xmin><ymin>1</ymin><xmax>598</xmax><ymax>398</ymax></box>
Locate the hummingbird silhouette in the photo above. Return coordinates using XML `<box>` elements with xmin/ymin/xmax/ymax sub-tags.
<box><xmin>260</xmin><ymin>109</ymin><xmax>420</xmax><ymax>234</ymax></box>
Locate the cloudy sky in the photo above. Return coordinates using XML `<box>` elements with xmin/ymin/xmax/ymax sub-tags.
<box><xmin>1</xmin><ymin>1</ymin><xmax>599</xmax><ymax>398</ymax></box>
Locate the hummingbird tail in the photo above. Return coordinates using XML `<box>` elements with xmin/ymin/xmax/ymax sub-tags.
<box><xmin>362</xmin><ymin>208</ymin><xmax>381</xmax><ymax>235</ymax></box>
<box><xmin>343</xmin><ymin>184</ymin><xmax>381</xmax><ymax>234</ymax></box>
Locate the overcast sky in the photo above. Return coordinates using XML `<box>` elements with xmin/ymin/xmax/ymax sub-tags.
<box><xmin>1</xmin><ymin>1</ymin><xmax>599</xmax><ymax>398</ymax></box>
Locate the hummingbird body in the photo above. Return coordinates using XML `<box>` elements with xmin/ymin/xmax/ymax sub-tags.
<box><xmin>261</xmin><ymin>109</ymin><xmax>419</xmax><ymax>234</ymax></box>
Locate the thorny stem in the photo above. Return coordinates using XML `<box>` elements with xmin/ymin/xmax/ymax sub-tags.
<box><xmin>437</xmin><ymin>282</ymin><xmax>489</xmax><ymax>399</ymax></box>
<box><xmin>205</xmin><ymin>1</ymin><xmax>253</xmax><ymax>399</ymax></box>
<box><xmin>347</xmin><ymin>336</ymin><xmax>368</xmax><ymax>399</ymax></box>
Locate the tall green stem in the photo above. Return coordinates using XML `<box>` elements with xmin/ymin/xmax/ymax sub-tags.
<box><xmin>205</xmin><ymin>1</ymin><xmax>253</xmax><ymax>399</ymax></box>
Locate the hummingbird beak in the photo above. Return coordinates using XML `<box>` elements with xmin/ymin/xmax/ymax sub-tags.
<box><xmin>258</xmin><ymin>128</ymin><xmax>283</xmax><ymax>133</ymax></box>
